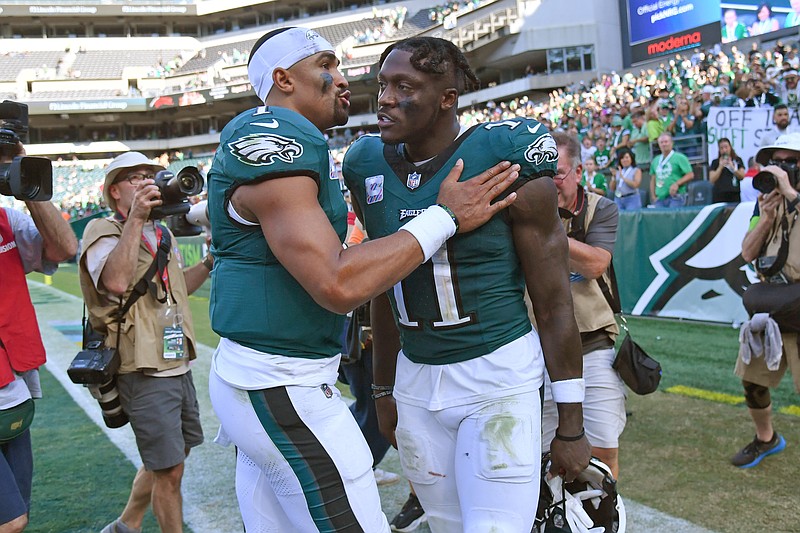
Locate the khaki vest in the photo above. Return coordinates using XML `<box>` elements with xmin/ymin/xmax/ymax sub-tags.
<box><xmin>562</xmin><ymin>193</ymin><xmax>619</xmax><ymax>340</ymax></box>
<box><xmin>79</xmin><ymin>217</ymin><xmax>197</xmax><ymax>374</ymax></box>
<box><xmin>760</xmin><ymin>202</ymin><xmax>800</xmax><ymax>283</ymax></box>
<box><xmin>526</xmin><ymin>193</ymin><xmax>618</xmax><ymax>348</ymax></box>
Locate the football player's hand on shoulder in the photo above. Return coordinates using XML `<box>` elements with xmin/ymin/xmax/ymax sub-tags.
<box><xmin>436</xmin><ymin>159</ymin><xmax>520</xmax><ymax>233</ymax></box>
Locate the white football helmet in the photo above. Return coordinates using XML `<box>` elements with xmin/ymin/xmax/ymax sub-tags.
<box><xmin>534</xmin><ymin>454</ymin><xmax>626</xmax><ymax>533</ymax></box>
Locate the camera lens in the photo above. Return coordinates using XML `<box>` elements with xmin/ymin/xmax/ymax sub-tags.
<box><xmin>89</xmin><ymin>377</ymin><xmax>129</xmax><ymax>428</ymax></box>
<box><xmin>752</xmin><ymin>170</ymin><xmax>777</xmax><ymax>194</ymax></box>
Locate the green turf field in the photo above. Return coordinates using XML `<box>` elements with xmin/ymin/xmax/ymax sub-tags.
<box><xmin>25</xmin><ymin>265</ymin><xmax>800</xmax><ymax>533</ymax></box>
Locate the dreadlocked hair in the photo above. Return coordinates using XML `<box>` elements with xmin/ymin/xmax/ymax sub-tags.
<box><xmin>379</xmin><ymin>37</ymin><xmax>480</xmax><ymax>94</ymax></box>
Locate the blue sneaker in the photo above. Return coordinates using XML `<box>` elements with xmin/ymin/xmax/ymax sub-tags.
<box><xmin>731</xmin><ymin>434</ymin><xmax>786</xmax><ymax>468</ymax></box>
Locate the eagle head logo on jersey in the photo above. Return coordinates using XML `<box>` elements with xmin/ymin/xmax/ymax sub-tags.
<box><xmin>228</xmin><ymin>133</ymin><xmax>304</xmax><ymax>166</ymax></box>
<box><xmin>524</xmin><ymin>134</ymin><xmax>558</xmax><ymax>166</ymax></box>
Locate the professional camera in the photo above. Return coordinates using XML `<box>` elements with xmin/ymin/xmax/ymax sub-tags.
<box><xmin>149</xmin><ymin>166</ymin><xmax>204</xmax><ymax>220</ymax></box>
<box><xmin>68</xmin><ymin>320</ymin><xmax>120</xmax><ymax>385</ymax></box>
<box><xmin>67</xmin><ymin>338</ymin><xmax>120</xmax><ymax>385</ymax></box>
<box><xmin>752</xmin><ymin>161</ymin><xmax>800</xmax><ymax>194</ymax></box>
<box><xmin>167</xmin><ymin>199</ymin><xmax>209</xmax><ymax>237</ymax></box>
<box><xmin>0</xmin><ymin>101</ymin><xmax>52</xmax><ymax>201</ymax></box>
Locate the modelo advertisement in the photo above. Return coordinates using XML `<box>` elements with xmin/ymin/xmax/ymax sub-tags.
<box><xmin>627</xmin><ymin>0</ymin><xmax>721</xmax><ymax>64</ymax></box>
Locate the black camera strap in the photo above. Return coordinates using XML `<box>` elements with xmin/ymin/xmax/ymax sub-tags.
<box><xmin>114</xmin><ymin>225</ymin><xmax>172</xmax><ymax>320</ymax></box>
<box><xmin>758</xmin><ymin>212</ymin><xmax>793</xmax><ymax>278</ymax></box>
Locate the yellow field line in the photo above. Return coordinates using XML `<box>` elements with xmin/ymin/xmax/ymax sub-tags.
<box><xmin>779</xmin><ymin>405</ymin><xmax>800</xmax><ymax>417</ymax></box>
<box><xmin>666</xmin><ymin>385</ymin><xmax>745</xmax><ymax>405</ymax></box>
<box><xmin>666</xmin><ymin>385</ymin><xmax>800</xmax><ymax>416</ymax></box>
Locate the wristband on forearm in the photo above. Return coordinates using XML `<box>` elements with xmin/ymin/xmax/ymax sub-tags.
<box><xmin>550</xmin><ymin>378</ymin><xmax>585</xmax><ymax>404</ymax></box>
<box><xmin>555</xmin><ymin>427</ymin><xmax>586</xmax><ymax>442</ymax></box>
<box><xmin>399</xmin><ymin>204</ymin><xmax>457</xmax><ymax>262</ymax></box>
<box><xmin>370</xmin><ymin>383</ymin><xmax>394</xmax><ymax>400</ymax></box>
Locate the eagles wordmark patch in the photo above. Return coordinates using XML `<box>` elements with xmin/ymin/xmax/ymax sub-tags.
<box><xmin>228</xmin><ymin>133</ymin><xmax>304</xmax><ymax>166</ymax></box>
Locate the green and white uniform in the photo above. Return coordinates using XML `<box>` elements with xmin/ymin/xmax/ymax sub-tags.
<box><xmin>344</xmin><ymin>119</ymin><xmax>557</xmax><ymax>533</ymax></box>
<box><xmin>209</xmin><ymin>105</ymin><xmax>347</xmax><ymax>363</ymax></box>
<box><xmin>208</xmin><ymin>106</ymin><xmax>388</xmax><ymax>533</ymax></box>
<box><xmin>344</xmin><ymin>120</ymin><xmax>557</xmax><ymax>366</ymax></box>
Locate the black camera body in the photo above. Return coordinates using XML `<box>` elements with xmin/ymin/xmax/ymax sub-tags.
<box><xmin>149</xmin><ymin>166</ymin><xmax>204</xmax><ymax>220</ymax></box>
<box><xmin>68</xmin><ymin>338</ymin><xmax>120</xmax><ymax>385</ymax></box>
<box><xmin>69</xmin><ymin>319</ymin><xmax>128</xmax><ymax>428</ymax></box>
<box><xmin>0</xmin><ymin>101</ymin><xmax>53</xmax><ymax>201</ymax></box>
<box><xmin>752</xmin><ymin>163</ymin><xmax>800</xmax><ymax>194</ymax></box>
<box><xmin>167</xmin><ymin>199</ymin><xmax>208</xmax><ymax>237</ymax></box>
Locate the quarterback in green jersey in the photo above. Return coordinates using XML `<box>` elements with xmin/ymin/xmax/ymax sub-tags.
<box><xmin>206</xmin><ymin>27</ymin><xmax>520</xmax><ymax>533</ymax></box>
<box><xmin>343</xmin><ymin>37</ymin><xmax>591</xmax><ymax>533</ymax></box>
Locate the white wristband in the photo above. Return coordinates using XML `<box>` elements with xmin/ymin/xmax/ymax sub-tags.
<box><xmin>399</xmin><ymin>204</ymin><xmax>457</xmax><ymax>262</ymax></box>
<box><xmin>550</xmin><ymin>378</ymin><xmax>585</xmax><ymax>404</ymax></box>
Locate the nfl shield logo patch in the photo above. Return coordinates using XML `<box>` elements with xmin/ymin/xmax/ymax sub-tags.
<box><xmin>365</xmin><ymin>175</ymin><xmax>384</xmax><ymax>204</ymax></box>
<box><xmin>406</xmin><ymin>172</ymin><xmax>421</xmax><ymax>190</ymax></box>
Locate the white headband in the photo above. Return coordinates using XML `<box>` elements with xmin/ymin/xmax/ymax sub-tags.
<box><xmin>248</xmin><ymin>27</ymin><xmax>335</xmax><ymax>103</ymax></box>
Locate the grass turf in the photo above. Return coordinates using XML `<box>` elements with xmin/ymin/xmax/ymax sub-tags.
<box><xmin>27</xmin><ymin>265</ymin><xmax>800</xmax><ymax>533</ymax></box>
<box><xmin>27</xmin><ymin>368</ymin><xmax>161</xmax><ymax>533</ymax></box>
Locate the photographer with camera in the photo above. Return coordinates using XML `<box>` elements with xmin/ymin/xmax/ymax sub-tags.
<box><xmin>79</xmin><ymin>152</ymin><xmax>209</xmax><ymax>533</ymax></box>
<box><xmin>1</xmin><ymin>138</ymin><xmax>77</xmax><ymax>533</ymax></box>
<box><xmin>732</xmin><ymin>133</ymin><xmax>800</xmax><ymax>469</ymax></box>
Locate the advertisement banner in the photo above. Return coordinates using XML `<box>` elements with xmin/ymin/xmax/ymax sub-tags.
<box><xmin>28</xmin><ymin>98</ymin><xmax>148</xmax><ymax>115</ymax></box>
<box><xmin>615</xmin><ymin>203</ymin><xmax>754</xmax><ymax>325</ymax></box>
<box><xmin>630</xmin><ymin>21</ymin><xmax>721</xmax><ymax>64</ymax></box>
<box><xmin>627</xmin><ymin>0</ymin><xmax>721</xmax><ymax>44</ymax></box>
<box><xmin>0</xmin><ymin>3</ymin><xmax>195</xmax><ymax>16</ymax></box>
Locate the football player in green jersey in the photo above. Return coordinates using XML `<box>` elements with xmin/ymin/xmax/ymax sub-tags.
<box><xmin>343</xmin><ymin>37</ymin><xmax>591</xmax><ymax>533</ymax></box>
<box><xmin>207</xmin><ymin>27</ymin><xmax>520</xmax><ymax>533</ymax></box>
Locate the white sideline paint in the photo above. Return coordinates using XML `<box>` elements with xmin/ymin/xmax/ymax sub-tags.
<box><xmin>30</xmin><ymin>280</ymin><xmax>718</xmax><ymax>533</ymax></box>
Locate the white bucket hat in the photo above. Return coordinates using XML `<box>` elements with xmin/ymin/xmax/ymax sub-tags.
<box><xmin>103</xmin><ymin>152</ymin><xmax>164</xmax><ymax>211</ymax></box>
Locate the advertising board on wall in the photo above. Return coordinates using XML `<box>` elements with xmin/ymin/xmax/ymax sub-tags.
<box><xmin>626</xmin><ymin>0</ymin><xmax>722</xmax><ymax>64</ymax></box>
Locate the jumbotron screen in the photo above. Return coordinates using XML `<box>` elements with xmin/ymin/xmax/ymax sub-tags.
<box><xmin>625</xmin><ymin>0</ymin><xmax>722</xmax><ymax>64</ymax></box>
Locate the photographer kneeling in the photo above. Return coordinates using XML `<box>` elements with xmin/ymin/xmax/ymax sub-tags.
<box><xmin>1</xmin><ymin>139</ymin><xmax>77</xmax><ymax>533</ymax></box>
<box><xmin>79</xmin><ymin>152</ymin><xmax>210</xmax><ymax>533</ymax></box>
<box><xmin>733</xmin><ymin>133</ymin><xmax>800</xmax><ymax>468</ymax></box>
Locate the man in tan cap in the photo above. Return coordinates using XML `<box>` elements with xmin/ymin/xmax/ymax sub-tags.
<box><xmin>79</xmin><ymin>151</ymin><xmax>211</xmax><ymax>533</ymax></box>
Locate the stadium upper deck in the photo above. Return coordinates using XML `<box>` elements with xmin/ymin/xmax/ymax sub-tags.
<box><xmin>1</xmin><ymin>0</ymin><xmax>622</xmax><ymax>157</ymax></box>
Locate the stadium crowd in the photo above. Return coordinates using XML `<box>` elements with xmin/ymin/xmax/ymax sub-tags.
<box><xmin>21</xmin><ymin>36</ymin><xmax>800</xmax><ymax>221</ymax></box>
<box><xmin>9</xmin><ymin>36</ymin><xmax>800</xmax><ymax>218</ymax></box>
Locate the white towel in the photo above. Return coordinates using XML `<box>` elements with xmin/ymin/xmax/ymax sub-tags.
<box><xmin>739</xmin><ymin>313</ymin><xmax>783</xmax><ymax>371</ymax></box>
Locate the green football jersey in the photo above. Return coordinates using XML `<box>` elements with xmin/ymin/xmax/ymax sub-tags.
<box><xmin>343</xmin><ymin>119</ymin><xmax>557</xmax><ymax>365</ymax></box>
<box><xmin>208</xmin><ymin>105</ymin><xmax>347</xmax><ymax>359</ymax></box>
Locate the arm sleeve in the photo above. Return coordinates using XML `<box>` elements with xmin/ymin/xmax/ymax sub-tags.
<box><xmin>5</xmin><ymin>207</ymin><xmax>57</xmax><ymax>275</ymax></box>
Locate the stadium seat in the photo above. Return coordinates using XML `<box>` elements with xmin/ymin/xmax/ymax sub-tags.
<box><xmin>686</xmin><ymin>180</ymin><xmax>713</xmax><ymax>206</ymax></box>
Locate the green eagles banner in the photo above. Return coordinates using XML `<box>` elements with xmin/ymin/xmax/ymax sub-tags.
<box><xmin>615</xmin><ymin>202</ymin><xmax>757</xmax><ymax>325</ymax></box>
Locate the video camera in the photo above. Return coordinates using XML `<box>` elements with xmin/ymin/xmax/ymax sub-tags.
<box><xmin>0</xmin><ymin>101</ymin><xmax>52</xmax><ymax>201</ymax></box>
<box><xmin>148</xmin><ymin>166</ymin><xmax>204</xmax><ymax>220</ymax></box>
<box><xmin>752</xmin><ymin>161</ymin><xmax>800</xmax><ymax>194</ymax></box>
